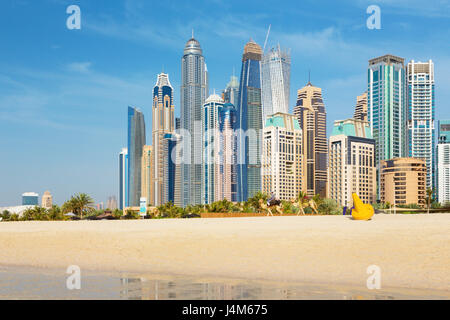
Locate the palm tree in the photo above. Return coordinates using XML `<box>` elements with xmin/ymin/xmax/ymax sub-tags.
<box><xmin>294</xmin><ymin>191</ymin><xmax>309</xmax><ymax>215</ymax></box>
<box><xmin>70</xmin><ymin>193</ymin><xmax>95</xmax><ymax>219</ymax></box>
<box><xmin>426</xmin><ymin>188</ymin><xmax>434</xmax><ymax>214</ymax></box>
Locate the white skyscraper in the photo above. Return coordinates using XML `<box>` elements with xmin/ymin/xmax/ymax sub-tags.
<box><xmin>407</xmin><ymin>60</ymin><xmax>435</xmax><ymax>190</ymax></box>
<box><xmin>261</xmin><ymin>45</ymin><xmax>291</xmax><ymax>123</ymax></box>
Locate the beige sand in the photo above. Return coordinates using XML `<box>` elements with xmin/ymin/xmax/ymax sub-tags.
<box><xmin>0</xmin><ymin>214</ymin><xmax>449</xmax><ymax>292</ymax></box>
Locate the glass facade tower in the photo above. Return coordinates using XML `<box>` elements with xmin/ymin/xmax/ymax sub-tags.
<box><xmin>127</xmin><ymin>106</ymin><xmax>146</xmax><ymax>207</ymax></box>
<box><xmin>180</xmin><ymin>37</ymin><xmax>208</xmax><ymax>206</ymax></box>
<box><xmin>368</xmin><ymin>54</ymin><xmax>407</xmax><ymax>197</ymax></box>
<box><xmin>261</xmin><ymin>45</ymin><xmax>291</xmax><ymax>122</ymax></box>
<box><xmin>237</xmin><ymin>39</ymin><xmax>263</xmax><ymax>202</ymax></box>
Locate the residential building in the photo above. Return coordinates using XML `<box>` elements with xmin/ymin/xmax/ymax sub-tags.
<box><xmin>107</xmin><ymin>196</ymin><xmax>118</xmax><ymax>210</ymax></box>
<box><xmin>261</xmin><ymin>45</ymin><xmax>291</xmax><ymax>122</ymax></box>
<box><xmin>180</xmin><ymin>36</ymin><xmax>208</xmax><ymax>206</ymax></box>
<box><xmin>119</xmin><ymin>148</ymin><xmax>128</xmax><ymax>210</ymax></box>
<box><xmin>219</xmin><ymin>103</ymin><xmax>238</xmax><ymax>202</ymax></box>
<box><xmin>222</xmin><ymin>74</ymin><xmax>239</xmax><ymax>108</ymax></box>
<box><xmin>380</xmin><ymin>157</ymin><xmax>426</xmax><ymax>206</ymax></box>
<box><xmin>407</xmin><ymin>60</ymin><xmax>435</xmax><ymax>190</ymax></box>
<box><xmin>237</xmin><ymin>39</ymin><xmax>263</xmax><ymax>201</ymax></box>
<box><xmin>293</xmin><ymin>82</ymin><xmax>328</xmax><ymax>198</ymax></box>
<box><xmin>262</xmin><ymin>113</ymin><xmax>303</xmax><ymax>201</ymax></box>
<box><xmin>437</xmin><ymin>120</ymin><xmax>450</xmax><ymax>204</ymax></box>
<box><xmin>202</xmin><ymin>93</ymin><xmax>225</xmax><ymax>204</ymax></box>
<box><xmin>128</xmin><ymin>106</ymin><xmax>146</xmax><ymax>207</ymax></box>
<box><xmin>41</xmin><ymin>191</ymin><xmax>53</xmax><ymax>209</ymax></box>
<box><xmin>354</xmin><ymin>92</ymin><xmax>368</xmax><ymax>122</ymax></box>
<box><xmin>22</xmin><ymin>192</ymin><xmax>38</xmax><ymax>206</ymax></box>
<box><xmin>328</xmin><ymin>119</ymin><xmax>376</xmax><ymax>208</ymax></box>
<box><xmin>152</xmin><ymin>73</ymin><xmax>175</xmax><ymax>206</ymax></box>
<box><xmin>162</xmin><ymin>133</ymin><xmax>182</xmax><ymax>205</ymax></box>
<box><xmin>141</xmin><ymin>145</ymin><xmax>153</xmax><ymax>205</ymax></box>
<box><xmin>368</xmin><ymin>55</ymin><xmax>407</xmax><ymax>197</ymax></box>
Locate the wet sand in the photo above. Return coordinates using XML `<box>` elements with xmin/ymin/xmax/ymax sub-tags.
<box><xmin>0</xmin><ymin>215</ymin><xmax>449</xmax><ymax>295</ymax></box>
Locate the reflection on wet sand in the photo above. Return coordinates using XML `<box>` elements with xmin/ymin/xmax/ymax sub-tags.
<box><xmin>0</xmin><ymin>266</ymin><xmax>448</xmax><ymax>300</ymax></box>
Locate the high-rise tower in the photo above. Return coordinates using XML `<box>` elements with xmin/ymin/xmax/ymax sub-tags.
<box><xmin>220</xmin><ymin>103</ymin><xmax>238</xmax><ymax>202</ymax></box>
<box><xmin>119</xmin><ymin>148</ymin><xmax>128</xmax><ymax>209</ymax></box>
<box><xmin>354</xmin><ymin>92</ymin><xmax>368</xmax><ymax>122</ymax></box>
<box><xmin>368</xmin><ymin>55</ymin><xmax>407</xmax><ymax>198</ymax></box>
<box><xmin>202</xmin><ymin>94</ymin><xmax>225</xmax><ymax>204</ymax></box>
<box><xmin>293</xmin><ymin>82</ymin><xmax>328</xmax><ymax>198</ymax></box>
<box><xmin>152</xmin><ymin>73</ymin><xmax>174</xmax><ymax>206</ymax></box>
<box><xmin>223</xmin><ymin>74</ymin><xmax>239</xmax><ymax>108</ymax></box>
<box><xmin>127</xmin><ymin>106</ymin><xmax>146</xmax><ymax>207</ymax></box>
<box><xmin>237</xmin><ymin>39</ymin><xmax>263</xmax><ymax>202</ymax></box>
<box><xmin>180</xmin><ymin>36</ymin><xmax>208</xmax><ymax>206</ymax></box>
<box><xmin>261</xmin><ymin>45</ymin><xmax>291</xmax><ymax>122</ymax></box>
<box><xmin>407</xmin><ymin>60</ymin><xmax>435</xmax><ymax>190</ymax></box>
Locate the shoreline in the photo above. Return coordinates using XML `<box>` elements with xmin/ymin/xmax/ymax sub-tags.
<box><xmin>0</xmin><ymin>215</ymin><xmax>449</xmax><ymax>294</ymax></box>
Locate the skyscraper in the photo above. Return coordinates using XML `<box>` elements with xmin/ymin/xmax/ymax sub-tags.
<box><xmin>141</xmin><ymin>145</ymin><xmax>153</xmax><ymax>205</ymax></box>
<box><xmin>368</xmin><ymin>55</ymin><xmax>407</xmax><ymax>198</ymax></box>
<box><xmin>220</xmin><ymin>103</ymin><xmax>238</xmax><ymax>202</ymax></box>
<box><xmin>128</xmin><ymin>106</ymin><xmax>146</xmax><ymax>207</ymax></box>
<box><xmin>107</xmin><ymin>196</ymin><xmax>118</xmax><ymax>210</ymax></box>
<box><xmin>354</xmin><ymin>92</ymin><xmax>368</xmax><ymax>122</ymax></box>
<box><xmin>262</xmin><ymin>113</ymin><xmax>303</xmax><ymax>201</ymax></box>
<box><xmin>222</xmin><ymin>74</ymin><xmax>239</xmax><ymax>108</ymax></box>
<box><xmin>407</xmin><ymin>60</ymin><xmax>435</xmax><ymax>190</ymax></box>
<box><xmin>328</xmin><ymin>119</ymin><xmax>376</xmax><ymax>207</ymax></box>
<box><xmin>293</xmin><ymin>82</ymin><xmax>328</xmax><ymax>198</ymax></box>
<box><xmin>119</xmin><ymin>148</ymin><xmax>128</xmax><ymax>210</ymax></box>
<box><xmin>261</xmin><ymin>45</ymin><xmax>291</xmax><ymax>122</ymax></box>
<box><xmin>368</xmin><ymin>55</ymin><xmax>407</xmax><ymax>161</ymax></box>
<box><xmin>180</xmin><ymin>36</ymin><xmax>208</xmax><ymax>206</ymax></box>
<box><xmin>437</xmin><ymin>120</ymin><xmax>450</xmax><ymax>204</ymax></box>
<box><xmin>152</xmin><ymin>73</ymin><xmax>175</xmax><ymax>206</ymax></box>
<box><xmin>202</xmin><ymin>94</ymin><xmax>225</xmax><ymax>204</ymax></box>
<box><xmin>162</xmin><ymin>133</ymin><xmax>181</xmax><ymax>205</ymax></box>
<box><xmin>22</xmin><ymin>192</ymin><xmax>38</xmax><ymax>206</ymax></box>
<box><xmin>237</xmin><ymin>39</ymin><xmax>263</xmax><ymax>202</ymax></box>
<box><xmin>41</xmin><ymin>191</ymin><xmax>53</xmax><ymax>209</ymax></box>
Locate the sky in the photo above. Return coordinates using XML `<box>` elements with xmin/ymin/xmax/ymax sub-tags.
<box><xmin>1</xmin><ymin>0</ymin><xmax>449</xmax><ymax>206</ymax></box>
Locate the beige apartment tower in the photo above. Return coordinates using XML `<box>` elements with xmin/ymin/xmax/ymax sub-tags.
<box><xmin>380</xmin><ymin>157</ymin><xmax>426</xmax><ymax>206</ymax></box>
<box><xmin>293</xmin><ymin>82</ymin><xmax>327</xmax><ymax>198</ymax></box>
<box><xmin>41</xmin><ymin>191</ymin><xmax>53</xmax><ymax>209</ymax></box>
<box><xmin>141</xmin><ymin>145</ymin><xmax>153</xmax><ymax>205</ymax></box>
<box><xmin>152</xmin><ymin>73</ymin><xmax>175</xmax><ymax>206</ymax></box>
<box><xmin>328</xmin><ymin>119</ymin><xmax>376</xmax><ymax>207</ymax></box>
<box><xmin>262</xmin><ymin>113</ymin><xmax>304</xmax><ymax>201</ymax></box>
<box><xmin>354</xmin><ymin>92</ymin><xmax>368</xmax><ymax>122</ymax></box>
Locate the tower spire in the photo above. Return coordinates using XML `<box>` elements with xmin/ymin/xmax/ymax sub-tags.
<box><xmin>192</xmin><ymin>29</ymin><xmax>194</xmax><ymax>39</ymax></box>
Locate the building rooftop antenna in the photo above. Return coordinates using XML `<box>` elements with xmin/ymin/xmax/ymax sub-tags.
<box><xmin>263</xmin><ymin>24</ymin><xmax>271</xmax><ymax>52</ymax></box>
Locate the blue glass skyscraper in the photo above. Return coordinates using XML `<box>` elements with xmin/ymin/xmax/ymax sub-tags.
<box><xmin>127</xmin><ymin>106</ymin><xmax>146</xmax><ymax>207</ymax></box>
<box><xmin>237</xmin><ymin>39</ymin><xmax>263</xmax><ymax>202</ymax></box>
<box><xmin>119</xmin><ymin>148</ymin><xmax>128</xmax><ymax>209</ymax></box>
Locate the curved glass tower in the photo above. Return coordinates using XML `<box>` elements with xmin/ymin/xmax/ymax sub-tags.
<box><xmin>180</xmin><ymin>37</ymin><xmax>208</xmax><ymax>206</ymax></box>
<box><xmin>127</xmin><ymin>106</ymin><xmax>146</xmax><ymax>207</ymax></box>
<box><xmin>261</xmin><ymin>45</ymin><xmax>291</xmax><ymax>122</ymax></box>
<box><xmin>237</xmin><ymin>39</ymin><xmax>263</xmax><ymax>202</ymax></box>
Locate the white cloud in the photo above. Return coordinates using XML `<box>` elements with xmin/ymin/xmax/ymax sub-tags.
<box><xmin>67</xmin><ymin>62</ymin><xmax>92</xmax><ymax>73</ymax></box>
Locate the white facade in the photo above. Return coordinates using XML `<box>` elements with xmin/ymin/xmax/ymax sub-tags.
<box><xmin>261</xmin><ymin>45</ymin><xmax>291</xmax><ymax>123</ymax></box>
<box><xmin>407</xmin><ymin>60</ymin><xmax>435</xmax><ymax>189</ymax></box>
<box><xmin>437</xmin><ymin>143</ymin><xmax>450</xmax><ymax>204</ymax></box>
<box><xmin>262</xmin><ymin>113</ymin><xmax>303</xmax><ymax>201</ymax></box>
<box><xmin>328</xmin><ymin>119</ymin><xmax>376</xmax><ymax>207</ymax></box>
<box><xmin>202</xmin><ymin>94</ymin><xmax>224</xmax><ymax>204</ymax></box>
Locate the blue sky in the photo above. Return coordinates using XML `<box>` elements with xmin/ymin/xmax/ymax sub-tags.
<box><xmin>1</xmin><ymin>0</ymin><xmax>449</xmax><ymax>206</ymax></box>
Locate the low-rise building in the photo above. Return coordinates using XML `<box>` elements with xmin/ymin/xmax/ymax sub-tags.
<box><xmin>380</xmin><ymin>157</ymin><xmax>426</xmax><ymax>206</ymax></box>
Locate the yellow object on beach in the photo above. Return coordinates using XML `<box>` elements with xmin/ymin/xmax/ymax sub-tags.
<box><xmin>351</xmin><ymin>193</ymin><xmax>374</xmax><ymax>221</ymax></box>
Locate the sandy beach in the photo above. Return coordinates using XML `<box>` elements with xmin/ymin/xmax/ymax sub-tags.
<box><xmin>0</xmin><ymin>214</ymin><xmax>449</xmax><ymax>293</ymax></box>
